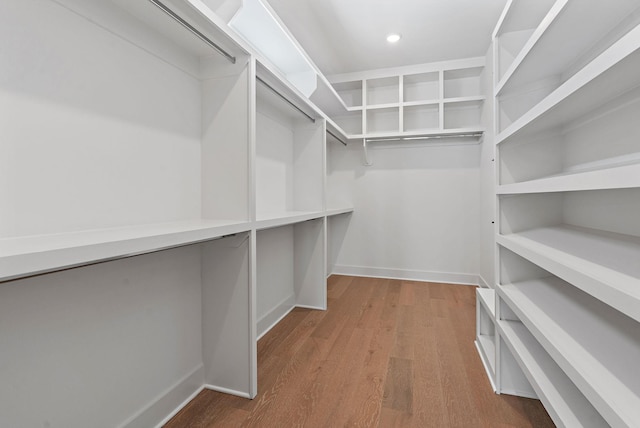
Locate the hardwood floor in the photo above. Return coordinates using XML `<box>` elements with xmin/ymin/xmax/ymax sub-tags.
<box><xmin>165</xmin><ymin>275</ymin><xmax>554</xmax><ymax>427</ymax></box>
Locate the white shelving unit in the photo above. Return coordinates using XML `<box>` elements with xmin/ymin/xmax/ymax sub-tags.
<box><xmin>0</xmin><ymin>1</ymin><xmax>354</xmax><ymax>426</ymax></box>
<box><xmin>482</xmin><ymin>0</ymin><xmax>640</xmax><ymax>426</ymax></box>
<box><xmin>475</xmin><ymin>288</ymin><xmax>497</xmax><ymax>390</ymax></box>
<box><xmin>328</xmin><ymin>59</ymin><xmax>486</xmax><ymax>140</ymax></box>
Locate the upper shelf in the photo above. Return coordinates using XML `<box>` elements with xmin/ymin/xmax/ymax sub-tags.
<box><xmin>497</xmin><ymin>161</ymin><xmax>640</xmax><ymax>194</ymax></box>
<box><xmin>497</xmin><ymin>225</ymin><xmax>640</xmax><ymax>324</ymax></box>
<box><xmin>497</xmin><ymin>22</ymin><xmax>640</xmax><ymax>144</ymax></box>
<box><xmin>496</xmin><ymin>0</ymin><xmax>640</xmax><ymax>96</ymax></box>
<box><xmin>499</xmin><ymin>276</ymin><xmax>640</xmax><ymax>427</ymax></box>
<box><xmin>0</xmin><ymin>220</ymin><xmax>252</xmax><ymax>283</ymax></box>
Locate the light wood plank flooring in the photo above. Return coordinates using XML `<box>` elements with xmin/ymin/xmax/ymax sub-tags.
<box><xmin>165</xmin><ymin>275</ymin><xmax>553</xmax><ymax>427</ymax></box>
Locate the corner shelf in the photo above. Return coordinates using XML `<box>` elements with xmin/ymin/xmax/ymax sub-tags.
<box><xmin>499</xmin><ymin>277</ymin><xmax>640</xmax><ymax>427</ymax></box>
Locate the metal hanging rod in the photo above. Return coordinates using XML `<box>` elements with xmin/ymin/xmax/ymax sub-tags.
<box><xmin>147</xmin><ymin>0</ymin><xmax>236</xmax><ymax>64</ymax></box>
<box><xmin>256</xmin><ymin>76</ymin><xmax>316</xmax><ymax>123</ymax></box>
<box><xmin>365</xmin><ymin>132</ymin><xmax>483</xmax><ymax>143</ymax></box>
<box><xmin>327</xmin><ymin>129</ymin><xmax>347</xmax><ymax>146</ymax></box>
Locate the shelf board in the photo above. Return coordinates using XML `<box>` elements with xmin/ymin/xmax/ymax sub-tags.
<box><xmin>497</xmin><ymin>225</ymin><xmax>640</xmax><ymax>324</ymax></box>
<box><xmin>365</xmin><ymin>102</ymin><xmax>400</xmax><ymax>110</ymax></box>
<box><xmin>254</xmin><ymin>211</ymin><xmax>325</xmax><ymax>230</ymax></box>
<box><xmin>497</xmin><ymin>23</ymin><xmax>640</xmax><ymax>145</ymax></box>
<box><xmin>498</xmin><ymin>319</ymin><xmax>608</xmax><ymax>428</ymax></box>
<box><xmin>325</xmin><ymin>207</ymin><xmax>354</xmax><ymax>217</ymax></box>
<box><xmin>443</xmin><ymin>95</ymin><xmax>485</xmax><ymax>104</ymax></box>
<box><xmin>403</xmin><ymin>99</ymin><xmax>440</xmax><ymax>107</ymax></box>
<box><xmin>499</xmin><ymin>276</ymin><xmax>640</xmax><ymax>427</ymax></box>
<box><xmin>498</xmin><ymin>161</ymin><xmax>640</xmax><ymax>194</ymax></box>
<box><xmin>495</xmin><ymin>0</ymin><xmax>568</xmax><ymax>95</ymax></box>
<box><xmin>477</xmin><ymin>287</ymin><xmax>496</xmax><ymax>317</ymax></box>
<box><xmin>476</xmin><ymin>334</ymin><xmax>496</xmax><ymax>374</ymax></box>
<box><xmin>0</xmin><ymin>220</ymin><xmax>252</xmax><ymax>283</ymax></box>
<box><xmin>497</xmin><ymin>0</ymin><xmax>639</xmax><ymax>97</ymax></box>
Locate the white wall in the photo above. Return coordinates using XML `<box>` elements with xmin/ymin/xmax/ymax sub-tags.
<box><xmin>0</xmin><ymin>247</ymin><xmax>203</xmax><ymax>428</ymax></box>
<box><xmin>331</xmin><ymin>140</ymin><xmax>481</xmax><ymax>285</ymax></box>
<box><xmin>0</xmin><ymin>0</ymin><xmax>202</xmax><ymax>238</ymax></box>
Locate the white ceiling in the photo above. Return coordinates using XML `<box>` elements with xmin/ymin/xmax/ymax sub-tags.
<box><xmin>264</xmin><ymin>0</ymin><xmax>508</xmax><ymax>77</ymax></box>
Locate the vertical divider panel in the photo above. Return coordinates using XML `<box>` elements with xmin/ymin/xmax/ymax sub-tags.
<box><xmin>201</xmin><ymin>233</ymin><xmax>253</xmax><ymax>398</ymax></box>
<box><xmin>293</xmin><ymin>120</ymin><xmax>325</xmax><ymax>212</ymax></box>
<box><xmin>201</xmin><ymin>57</ymin><xmax>252</xmax><ymax>222</ymax></box>
<box><xmin>294</xmin><ymin>218</ymin><xmax>327</xmax><ymax>310</ymax></box>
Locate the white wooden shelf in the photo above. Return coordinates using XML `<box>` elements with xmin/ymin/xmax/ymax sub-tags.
<box><xmin>443</xmin><ymin>95</ymin><xmax>486</xmax><ymax>104</ymax></box>
<box><xmin>475</xmin><ymin>287</ymin><xmax>497</xmax><ymax>388</ymax></box>
<box><xmin>498</xmin><ymin>225</ymin><xmax>640</xmax><ymax>324</ymax></box>
<box><xmin>498</xmin><ymin>161</ymin><xmax>640</xmax><ymax>194</ymax></box>
<box><xmin>497</xmin><ymin>0</ymin><xmax>640</xmax><ymax>97</ymax></box>
<box><xmin>403</xmin><ymin>99</ymin><xmax>440</xmax><ymax>107</ymax></box>
<box><xmin>0</xmin><ymin>220</ymin><xmax>251</xmax><ymax>283</ymax></box>
<box><xmin>325</xmin><ymin>207</ymin><xmax>355</xmax><ymax>217</ymax></box>
<box><xmin>498</xmin><ymin>319</ymin><xmax>608</xmax><ymax>428</ymax></box>
<box><xmin>366</xmin><ymin>102</ymin><xmax>400</xmax><ymax>110</ymax></box>
<box><xmin>499</xmin><ymin>277</ymin><xmax>640</xmax><ymax>427</ymax></box>
<box><xmin>477</xmin><ymin>287</ymin><xmax>495</xmax><ymax>317</ymax></box>
<box><xmin>495</xmin><ymin>0</ymin><xmax>567</xmax><ymax>95</ymax></box>
<box><xmin>497</xmin><ymin>23</ymin><xmax>640</xmax><ymax>145</ymax></box>
<box><xmin>254</xmin><ymin>211</ymin><xmax>325</xmax><ymax>230</ymax></box>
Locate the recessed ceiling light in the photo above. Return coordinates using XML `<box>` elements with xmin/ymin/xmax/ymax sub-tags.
<box><xmin>386</xmin><ymin>33</ymin><xmax>401</xmax><ymax>43</ymax></box>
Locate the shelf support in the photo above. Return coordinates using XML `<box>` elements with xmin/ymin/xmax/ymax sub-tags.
<box><xmin>147</xmin><ymin>0</ymin><xmax>237</xmax><ymax>64</ymax></box>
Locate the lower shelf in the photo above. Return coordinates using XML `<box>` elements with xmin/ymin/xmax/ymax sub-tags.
<box><xmin>498</xmin><ymin>319</ymin><xmax>606</xmax><ymax>427</ymax></box>
<box><xmin>500</xmin><ymin>277</ymin><xmax>640</xmax><ymax>427</ymax></box>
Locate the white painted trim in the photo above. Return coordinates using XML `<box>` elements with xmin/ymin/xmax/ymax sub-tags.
<box><xmin>478</xmin><ymin>275</ymin><xmax>491</xmax><ymax>289</ymax></box>
<box><xmin>475</xmin><ymin>340</ymin><xmax>498</xmax><ymax>392</ymax></box>
<box><xmin>331</xmin><ymin>265</ymin><xmax>480</xmax><ymax>286</ymax></box>
<box><xmin>120</xmin><ymin>364</ymin><xmax>204</xmax><ymax>428</ymax></box>
<box><xmin>295</xmin><ymin>304</ymin><xmax>326</xmax><ymax>311</ymax></box>
<box><xmin>256</xmin><ymin>295</ymin><xmax>296</xmax><ymax>340</ymax></box>
<box><xmin>328</xmin><ymin>57</ymin><xmax>486</xmax><ymax>83</ymax></box>
<box><xmin>204</xmin><ymin>384</ymin><xmax>253</xmax><ymax>399</ymax></box>
<box><xmin>499</xmin><ymin>387</ymin><xmax>539</xmax><ymax>400</ymax></box>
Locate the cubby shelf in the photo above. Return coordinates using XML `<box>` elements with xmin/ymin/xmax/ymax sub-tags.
<box><xmin>328</xmin><ymin>60</ymin><xmax>485</xmax><ymax>140</ymax></box>
<box><xmin>497</xmin><ymin>23</ymin><xmax>640</xmax><ymax>144</ymax></box>
<box><xmin>497</xmin><ymin>320</ymin><xmax>607</xmax><ymax>428</ymax></box>
<box><xmin>499</xmin><ymin>277</ymin><xmax>640</xmax><ymax>427</ymax></box>
<box><xmin>498</xmin><ymin>225</ymin><xmax>640</xmax><ymax>324</ymax></box>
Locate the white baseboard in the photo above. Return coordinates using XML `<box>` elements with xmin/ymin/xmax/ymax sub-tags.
<box><xmin>119</xmin><ymin>364</ymin><xmax>204</xmax><ymax>428</ymax></box>
<box><xmin>257</xmin><ymin>295</ymin><xmax>296</xmax><ymax>340</ymax></box>
<box><xmin>204</xmin><ymin>384</ymin><xmax>252</xmax><ymax>399</ymax></box>
<box><xmin>331</xmin><ymin>265</ymin><xmax>480</xmax><ymax>286</ymax></box>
